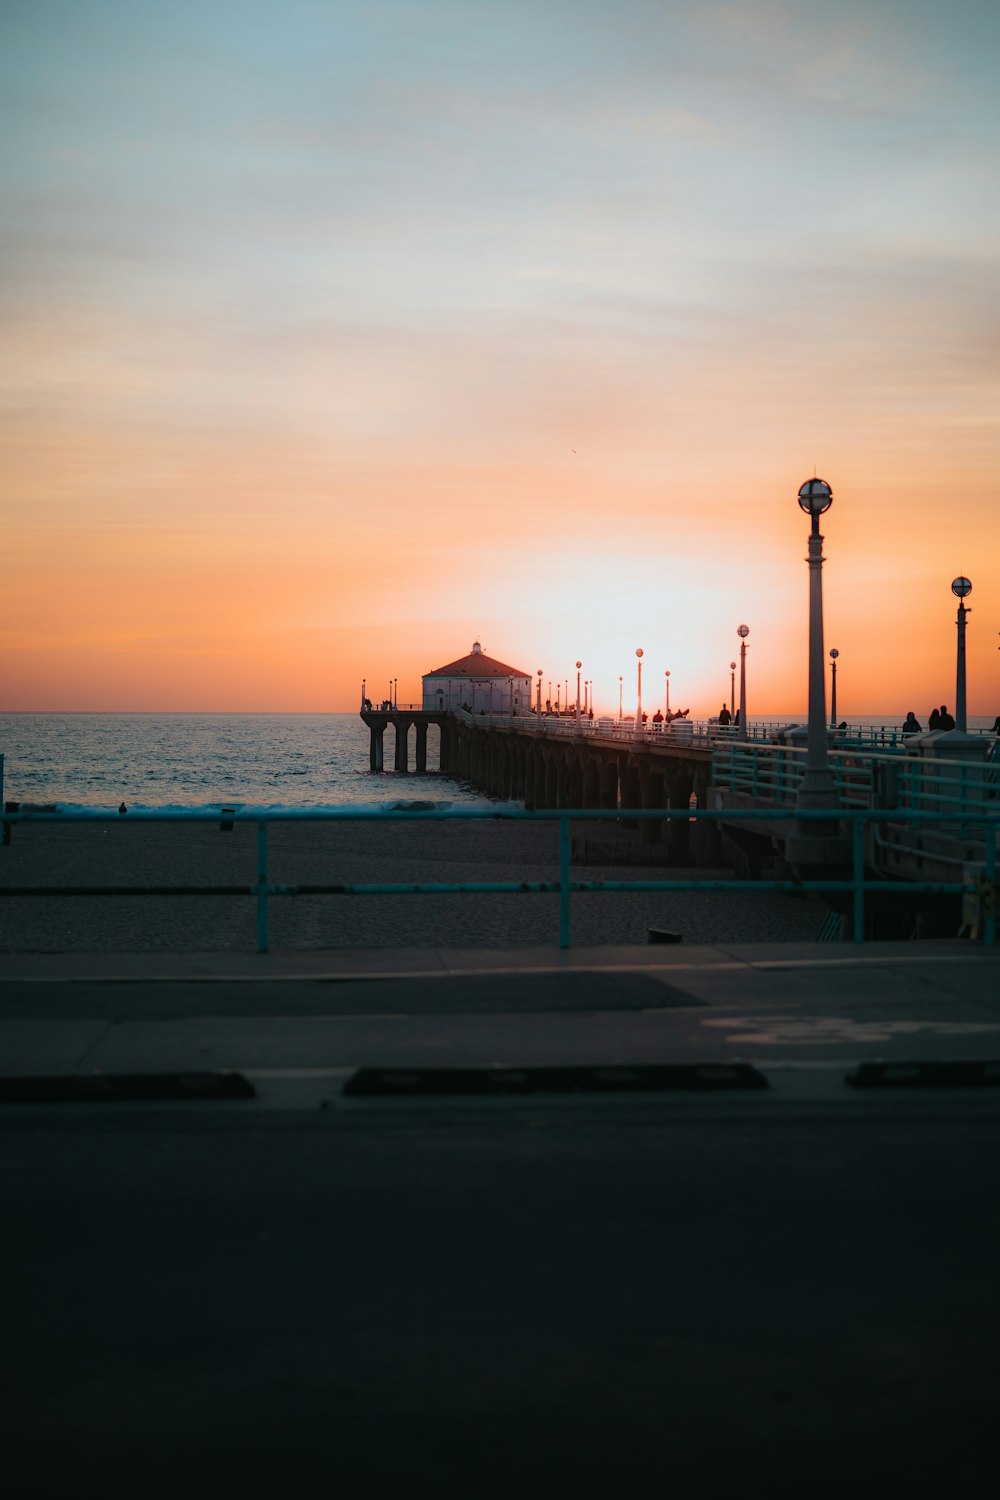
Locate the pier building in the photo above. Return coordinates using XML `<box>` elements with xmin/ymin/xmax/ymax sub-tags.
<box><xmin>422</xmin><ymin>642</ymin><xmax>532</xmax><ymax>715</ymax></box>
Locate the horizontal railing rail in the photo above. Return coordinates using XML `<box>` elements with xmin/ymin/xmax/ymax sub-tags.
<box><xmin>2</xmin><ymin>804</ymin><xmax>996</xmax><ymax>952</ymax></box>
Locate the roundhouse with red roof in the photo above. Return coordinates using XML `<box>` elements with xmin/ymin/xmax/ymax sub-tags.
<box><xmin>422</xmin><ymin>641</ymin><xmax>533</xmax><ymax>715</ymax></box>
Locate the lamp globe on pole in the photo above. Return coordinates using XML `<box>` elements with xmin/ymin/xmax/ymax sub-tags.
<box><xmin>619</xmin><ymin>675</ymin><xmax>623</xmax><ymax>721</ymax></box>
<box><xmin>736</xmin><ymin>626</ymin><xmax>750</xmax><ymax>741</ymax></box>
<box><xmin>635</xmin><ymin>648</ymin><xmax>644</xmax><ymax>735</ymax></box>
<box><xmin>951</xmin><ymin>577</ymin><xmax>972</xmax><ymax>734</ymax></box>
<box><xmin>729</xmin><ymin>661</ymin><xmax>736</xmax><ymax>721</ymax></box>
<box><xmin>664</xmin><ymin>669</ymin><xmax>671</xmax><ymax>716</ymax></box>
<box><xmin>576</xmin><ymin>660</ymin><xmax>583</xmax><ymax>725</ymax></box>
<box><xmin>796</xmin><ymin>477</ymin><xmax>838</xmax><ymax>810</ymax></box>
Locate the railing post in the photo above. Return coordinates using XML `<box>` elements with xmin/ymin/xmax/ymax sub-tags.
<box><xmin>559</xmin><ymin>814</ymin><xmax>571</xmax><ymax>949</ymax></box>
<box><xmin>853</xmin><ymin>815</ymin><xmax>865</xmax><ymax>944</ymax></box>
<box><xmin>256</xmin><ymin>819</ymin><xmax>269</xmax><ymax>953</ymax></box>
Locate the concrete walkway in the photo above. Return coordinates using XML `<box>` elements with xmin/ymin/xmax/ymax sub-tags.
<box><xmin>3</xmin><ymin>939</ymin><xmax>999</xmax><ymax>1105</ymax></box>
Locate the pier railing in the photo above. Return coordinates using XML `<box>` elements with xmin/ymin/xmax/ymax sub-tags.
<box><xmin>712</xmin><ymin>741</ymin><xmax>1000</xmax><ymax>827</ymax></box>
<box><xmin>2</xmin><ymin>804</ymin><xmax>996</xmax><ymax>952</ymax></box>
<box><xmin>450</xmin><ymin>711</ymin><xmax>995</xmax><ymax>750</ymax></box>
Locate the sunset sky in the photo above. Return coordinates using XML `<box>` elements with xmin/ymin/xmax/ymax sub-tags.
<box><xmin>2</xmin><ymin>0</ymin><xmax>998</xmax><ymax>717</ymax></box>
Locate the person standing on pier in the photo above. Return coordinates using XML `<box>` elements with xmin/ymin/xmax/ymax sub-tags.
<box><xmin>902</xmin><ymin>712</ymin><xmax>921</xmax><ymax>736</ymax></box>
<box><xmin>719</xmin><ymin>704</ymin><xmax>731</xmax><ymax>726</ymax></box>
<box><xmin>929</xmin><ymin>707</ymin><xmax>941</xmax><ymax>731</ymax></box>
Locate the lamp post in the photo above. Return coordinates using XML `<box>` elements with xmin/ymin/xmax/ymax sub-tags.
<box><xmin>635</xmin><ymin>648</ymin><xmax>644</xmax><ymax>734</ymax></box>
<box><xmin>952</xmin><ymin>576</ymin><xmax>972</xmax><ymax>734</ymax></box>
<box><xmin>618</xmin><ymin>676</ymin><xmax>623</xmax><ymax>721</ymax></box>
<box><xmin>576</xmin><ymin>661</ymin><xmax>582</xmax><ymax>725</ymax></box>
<box><xmin>556</xmin><ymin>683</ymin><xmax>560</xmax><ymax>713</ymax></box>
<box><xmin>736</xmin><ymin>627</ymin><xmax>749</xmax><ymax>740</ymax></box>
<box><xmin>829</xmin><ymin>649</ymin><xmax>839</xmax><ymax>728</ymax></box>
<box><xmin>796</xmin><ymin>476</ymin><xmax>837</xmax><ymax>810</ymax></box>
<box><xmin>393</xmin><ymin>677</ymin><xmax>397</xmax><ymax>709</ymax></box>
<box><xmin>729</xmin><ymin>662</ymin><xmax>736</xmax><ymax>721</ymax></box>
<box><xmin>536</xmin><ymin>669</ymin><xmax>543</xmax><ymax>725</ymax></box>
<box><xmin>664</xmin><ymin>670</ymin><xmax>671</xmax><ymax>717</ymax></box>
<box><xmin>361</xmin><ymin>677</ymin><xmax>366</xmax><ymax>709</ymax></box>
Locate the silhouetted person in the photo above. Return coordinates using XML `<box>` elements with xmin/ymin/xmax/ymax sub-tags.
<box><xmin>718</xmin><ymin>705</ymin><xmax>731</xmax><ymax>726</ymax></box>
<box><xmin>733</xmin><ymin>708</ymin><xmax>740</xmax><ymax>726</ymax></box>
<box><xmin>118</xmin><ymin>802</ymin><xmax>127</xmax><ymax>815</ymax></box>
<box><xmin>938</xmin><ymin>704</ymin><xmax>956</xmax><ymax>731</ymax></box>
<box><xmin>902</xmin><ymin>712</ymin><xmax>921</xmax><ymax>736</ymax></box>
<box><xmin>992</xmin><ymin>715</ymin><xmax>1000</xmax><ymax>736</ymax></box>
<box><xmin>928</xmin><ymin>707</ymin><xmax>941</xmax><ymax>731</ymax></box>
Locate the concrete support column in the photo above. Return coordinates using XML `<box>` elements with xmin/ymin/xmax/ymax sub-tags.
<box><xmin>522</xmin><ymin>748</ymin><xmax>537</xmax><ymax>809</ymax></box>
<box><xmin>638</xmin><ymin>768</ymin><xmax>665</xmax><ymax>843</ymax></box>
<box><xmin>370</xmin><ymin>722</ymin><xmax>384</xmax><ymax>773</ymax></box>
<box><xmin>619</xmin><ymin>759</ymin><xmax>642</xmax><ymax>814</ymax></box>
<box><xmin>692</xmin><ymin>771</ymin><xmax>723</xmax><ymax>866</ymax></box>
<box><xmin>544</xmin><ymin>752</ymin><xmax>559</xmax><ymax>810</ymax></box>
<box><xmin>415</xmin><ymin>722</ymin><xmax>428</xmax><ymax>774</ymax></box>
<box><xmin>512</xmin><ymin>744</ymin><xmax>525</xmax><ymax>802</ymax></box>
<box><xmin>581</xmin><ymin>754</ymin><xmax>601</xmax><ymax>809</ymax></box>
<box><xmin>599</xmin><ymin>760</ymin><xmax>620</xmax><ymax>810</ymax></box>
<box><xmin>666</xmin><ymin>772</ymin><xmax>694</xmax><ymax>866</ymax></box>
<box><xmin>566</xmin><ymin>755</ymin><xmax>584</xmax><ymax>809</ymax></box>
<box><xmin>394</xmin><ymin>720</ymin><xmax>409</xmax><ymax>772</ymax></box>
<box><xmin>555</xmin><ymin>753</ymin><xmax>569</xmax><ymax>810</ymax></box>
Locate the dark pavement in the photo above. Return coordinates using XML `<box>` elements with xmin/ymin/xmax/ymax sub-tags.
<box><xmin>3</xmin><ymin>941</ymin><xmax>999</xmax><ymax>1497</ymax></box>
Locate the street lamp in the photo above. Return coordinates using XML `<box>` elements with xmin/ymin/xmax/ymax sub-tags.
<box><xmin>619</xmin><ymin>676</ymin><xmax>623</xmax><ymax>721</ymax></box>
<box><xmin>664</xmin><ymin>670</ymin><xmax>671</xmax><ymax>717</ymax></box>
<box><xmin>635</xmin><ymin>648</ymin><xmax>644</xmax><ymax>734</ymax></box>
<box><xmin>576</xmin><ymin>660</ymin><xmax>582</xmax><ymax>725</ymax></box>
<box><xmin>736</xmin><ymin>627</ymin><xmax>749</xmax><ymax>740</ymax></box>
<box><xmin>829</xmin><ymin>649</ymin><xmax>839</xmax><ymax>728</ymax></box>
<box><xmin>729</xmin><ymin>662</ymin><xmax>736</xmax><ymax>721</ymax></box>
<box><xmin>361</xmin><ymin>677</ymin><xmax>366</xmax><ymax>709</ymax></box>
<box><xmin>952</xmin><ymin>576</ymin><xmax>972</xmax><ymax>734</ymax></box>
<box><xmin>796</xmin><ymin>476</ymin><xmax>837</xmax><ymax>809</ymax></box>
<box><xmin>536</xmin><ymin>669</ymin><xmax>543</xmax><ymax>725</ymax></box>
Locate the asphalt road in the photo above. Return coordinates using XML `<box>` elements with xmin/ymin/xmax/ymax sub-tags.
<box><xmin>3</xmin><ymin>945</ymin><xmax>1000</xmax><ymax>1498</ymax></box>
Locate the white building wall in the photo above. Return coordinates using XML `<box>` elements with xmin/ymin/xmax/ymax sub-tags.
<box><xmin>422</xmin><ymin>676</ymin><xmax>533</xmax><ymax>713</ymax></box>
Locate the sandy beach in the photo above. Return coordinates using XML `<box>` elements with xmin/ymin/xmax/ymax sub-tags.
<box><xmin>0</xmin><ymin>816</ymin><xmax>826</xmax><ymax>953</ymax></box>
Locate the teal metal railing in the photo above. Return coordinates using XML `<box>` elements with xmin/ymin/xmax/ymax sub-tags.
<box><xmin>1</xmin><ymin>803</ymin><xmax>996</xmax><ymax>951</ymax></box>
<box><xmin>712</xmin><ymin>741</ymin><xmax>1000</xmax><ymax>822</ymax></box>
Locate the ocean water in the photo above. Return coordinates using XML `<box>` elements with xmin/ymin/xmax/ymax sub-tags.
<box><xmin>0</xmin><ymin>713</ymin><xmax>494</xmax><ymax>811</ymax></box>
<box><xmin>1</xmin><ymin>711</ymin><xmax>996</xmax><ymax>812</ymax></box>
